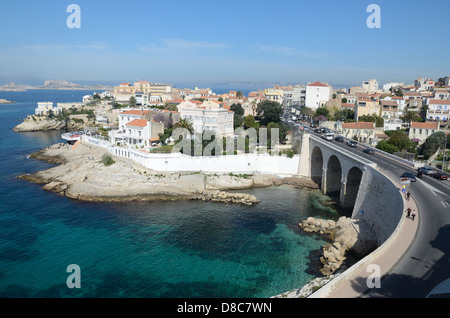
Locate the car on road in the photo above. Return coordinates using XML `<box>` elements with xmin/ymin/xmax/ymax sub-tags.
<box><xmin>314</xmin><ymin>128</ymin><xmax>322</xmax><ymax>133</ymax></box>
<box><xmin>432</xmin><ymin>172</ymin><xmax>448</xmax><ymax>180</ymax></box>
<box><xmin>401</xmin><ymin>172</ymin><xmax>416</xmax><ymax>182</ymax></box>
<box><xmin>363</xmin><ymin>148</ymin><xmax>375</xmax><ymax>155</ymax></box>
<box><xmin>418</xmin><ymin>166</ymin><xmax>435</xmax><ymax>175</ymax></box>
<box><xmin>347</xmin><ymin>140</ymin><xmax>357</xmax><ymax>147</ymax></box>
<box><xmin>335</xmin><ymin>136</ymin><xmax>344</xmax><ymax>142</ymax></box>
<box><xmin>322</xmin><ymin>133</ymin><xmax>333</xmax><ymax>141</ymax></box>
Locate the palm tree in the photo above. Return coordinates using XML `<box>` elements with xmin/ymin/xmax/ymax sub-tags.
<box><xmin>236</xmin><ymin>91</ymin><xmax>244</xmax><ymax>99</ymax></box>
<box><xmin>173</xmin><ymin>118</ymin><xmax>194</xmax><ymax>134</ymax></box>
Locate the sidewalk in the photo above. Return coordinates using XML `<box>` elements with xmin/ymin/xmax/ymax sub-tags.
<box><xmin>310</xmin><ymin>188</ymin><xmax>419</xmax><ymax>298</ymax></box>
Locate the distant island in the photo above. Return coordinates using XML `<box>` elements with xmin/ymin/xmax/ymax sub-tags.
<box><xmin>0</xmin><ymin>80</ymin><xmax>113</xmax><ymax>92</ymax></box>
<box><xmin>0</xmin><ymin>99</ymin><xmax>15</xmax><ymax>104</ymax></box>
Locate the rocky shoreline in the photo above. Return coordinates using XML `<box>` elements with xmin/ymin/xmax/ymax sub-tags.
<box><xmin>299</xmin><ymin>216</ymin><xmax>377</xmax><ymax>277</ymax></box>
<box><xmin>12</xmin><ymin>116</ymin><xmax>89</xmax><ymax>132</ymax></box>
<box><xmin>18</xmin><ymin>142</ymin><xmax>319</xmax><ymax>205</ymax></box>
<box><xmin>0</xmin><ymin>99</ymin><xmax>15</xmax><ymax>104</ymax></box>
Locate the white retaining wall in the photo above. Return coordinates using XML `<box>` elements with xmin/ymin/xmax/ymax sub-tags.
<box><xmin>82</xmin><ymin>136</ymin><xmax>300</xmax><ymax>176</ymax></box>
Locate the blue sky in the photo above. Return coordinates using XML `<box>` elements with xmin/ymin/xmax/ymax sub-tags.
<box><xmin>1</xmin><ymin>0</ymin><xmax>449</xmax><ymax>88</ymax></box>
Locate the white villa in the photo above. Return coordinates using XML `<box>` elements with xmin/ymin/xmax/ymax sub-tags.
<box><xmin>35</xmin><ymin>102</ymin><xmax>61</xmax><ymax>116</ymax></box>
<box><xmin>109</xmin><ymin>109</ymin><xmax>163</xmax><ymax>148</ymax></box>
<box><xmin>177</xmin><ymin>100</ymin><xmax>234</xmax><ymax>138</ymax></box>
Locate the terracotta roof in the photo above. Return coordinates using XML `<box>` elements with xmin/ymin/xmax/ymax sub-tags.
<box><xmin>410</xmin><ymin>122</ymin><xmax>439</xmax><ymax>129</ymax></box>
<box><xmin>381</xmin><ymin>100</ymin><xmax>398</xmax><ymax>105</ymax></box>
<box><xmin>429</xmin><ymin>99</ymin><xmax>450</xmax><ymax>105</ymax></box>
<box><xmin>120</xmin><ymin>110</ymin><xmax>150</xmax><ymax>116</ymax></box>
<box><xmin>308</xmin><ymin>81</ymin><xmax>328</xmax><ymax>87</ymax></box>
<box><xmin>126</xmin><ymin>119</ymin><xmax>148</xmax><ymax>127</ymax></box>
<box><xmin>342</xmin><ymin>122</ymin><xmax>375</xmax><ymax>130</ymax></box>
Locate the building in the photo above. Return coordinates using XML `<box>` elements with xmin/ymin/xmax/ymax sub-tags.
<box><xmin>415</xmin><ymin>77</ymin><xmax>435</xmax><ymax>91</ymax></box>
<box><xmin>177</xmin><ymin>100</ymin><xmax>234</xmax><ymax>138</ymax></box>
<box><xmin>408</xmin><ymin>122</ymin><xmax>440</xmax><ymax>145</ymax></box>
<box><xmin>355</xmin><ymin>98</ymin><xmax>380</xmax><ymax>119</ymax></box>
<box><xmin>383</xmin><ymin>82</ymin><xmax>404</xmax><ymax>93</ymax></box>
<box><xmin>427</xmin><ymin>99</ymin><xmax>450</xmax><ymax>121</ymax></box>
<box><xmin>305</xmin><ymin>82</ymin><xmax>332</xmax><ymax>110</ymax></box>
<box><xmin>380</xmin><ymin>100</ymin><xmax>400</xmax><ymax>120</ymax></box>
<box><xmin>109</xmin><ymin>109</ymin><xmax>164</xmax><ymax>148</ymax></box>
<box><xmin>113</xmin><ymin>83</ymin><xmax>135</xmax><ymax>104</ymax></box>
<box><xmin>263</xmin><ymin>88</ymin><xmax>284</xmax><ymax>103</ymax></box>
<box><xmin>34</xmin><ymin>102</ymin><xmax>60</xmax><ymax>116</ymax></box>
<box><xmin>341</xmin><ymin>122</ymin><xmax>376</xmax><ymax>145</ymax></box>
<box><xmin>362</xmin><ymin>79</ymin><xmax>379</xmax><ymax>93</ymax></box>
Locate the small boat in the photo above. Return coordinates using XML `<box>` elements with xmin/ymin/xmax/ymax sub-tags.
<box><xmin>61</xmin><ymin>131</ymin><xmax>83</xmax><ymax>145</ymax></box>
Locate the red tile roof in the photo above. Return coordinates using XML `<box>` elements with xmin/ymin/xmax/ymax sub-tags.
<box><xmin>429</xmin><ymin>99</ymin><xmax>450</xmax><ymax>105</ymax></box>
<box><xmin>342</xmin><ymin>122</ymin><xmax>375</xmax><ymax>130</ymax></box>
<box><xmin>308</xmin><ymin>81</ymin><xmax>328</xmax><ymax>87</ymax></box>
<box><xmin>126</xmin><ymin>119</ymin><xmax>148</xmax><ymax>127</ymax></box>
<box><xmin>410</xmin><ymin>122</ymin><xmax>439</xmax><ymax>129</ymax></box>
<box><xmin>120</xmin><ymin>110</ymin><xmax>151</xmax><ymax>116</ymax></box>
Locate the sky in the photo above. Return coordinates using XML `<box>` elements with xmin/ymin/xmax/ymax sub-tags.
<box><xmin>1</xmin><ymin>0</ymin><xmax>449</xmax><ymax>89</ymax></box>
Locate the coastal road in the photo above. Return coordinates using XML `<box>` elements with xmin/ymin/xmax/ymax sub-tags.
<box><xmin>306</xmin><ymin>128</ymin><xmax>450</xmax><ymax>298</ymax></box>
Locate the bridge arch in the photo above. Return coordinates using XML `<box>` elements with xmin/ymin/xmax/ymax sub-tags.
<box><xmin>325</xmin><ymin>155</ymin><xmax>342</xmax><ymax>197</ymax></box>
<box><xmin>310</xmin><ymin>146</ymin><xmax>323</xmax><ymax>187</ymax></box>
<box><xmin>342</xmin><ymin>166</ymin><xmax>364</xmax><ymax>208</ymax></box>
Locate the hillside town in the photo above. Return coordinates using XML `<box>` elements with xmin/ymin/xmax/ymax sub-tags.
<box><xmin>27</xmin><ymin>76</ymin><xmax>450</xmax><ymax>171</ymax></box>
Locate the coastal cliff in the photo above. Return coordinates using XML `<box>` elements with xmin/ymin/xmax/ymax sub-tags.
<box><xmin>13</xmin><ymin>116</ymin><xmax>87</xmax><ymax>132</ymax></box>
<box><xmin>18</xmin><ymin>142</ymin><xmax>317</xmax><ymax>204</ymax></box>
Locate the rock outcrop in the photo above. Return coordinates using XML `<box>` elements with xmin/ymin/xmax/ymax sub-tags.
<box><xmin>18</xmin><ymin>143</ymin><xmax>263</xmax><ymax>205</ymax></box>
<box><xmin>299</xmin><ymin>216</ymin><xmax>377</xmax><ymax>276</ymax></box>
<box><xmin>13</xmin><ymin>117</ymin><xmax>66</xmax><ymax>132</ymax></box>
<box><xmin>190</xmin><ymin>190</ymin><xmax>260</xmax><ymax>205</ymax></box>
<box><xmin>13</xmin><ymin>116</ymin><xmax>89</xmax><ymax>132</ymax></box>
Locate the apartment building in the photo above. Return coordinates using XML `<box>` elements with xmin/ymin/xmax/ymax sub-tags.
<box><xmin>427</xmin><ymin>99</ymin><xmax>450</xmax><ymax>121</ymax></box>
<box><xmin>305</xmin><ymin>81</ymin><xmax>332</xmax><ymax>110</ymax></box>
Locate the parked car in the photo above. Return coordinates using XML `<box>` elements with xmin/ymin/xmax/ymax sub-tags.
<box><xmin>363</xmin><ymin>148</ymin><xmax>375</xmax><ymax>155</ymax></box>
<box><xmin>347</xmin><ymin>140</ymin><xmax>357</xmax><ymax>147</ymax></box>
<box><xmin>401</xmin><ymin>172</ymin><xmax>416</xmax><ymax>182</ymax></box>
<box><xmin>335</xmin><ymin>136</ymin><xmax>344</xmax><ymax>142</ymax></box>
<box><xmin>418</xmin><ymin>166</ymin><xmax>435</xmax><ymax>175</ymax></box>
<box><xmin>432</xmin><ymin>172</ymin><xmax>448</xmax><ymax>180</ymax></box>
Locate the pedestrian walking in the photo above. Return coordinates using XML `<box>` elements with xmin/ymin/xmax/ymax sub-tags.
<box><xmin>406</xmin><ymin>208</ymin><xmax>411</xmax><ymax>218</ymax></box>
<box><xmin>406</xmin><ymin>191</ymin><xmax>411</xmax><ymax>200</ymax></box>
<box><xmin>411</xmin><ymin>210</ymin><xmax>416</xmax><ymax>221</ymax></box>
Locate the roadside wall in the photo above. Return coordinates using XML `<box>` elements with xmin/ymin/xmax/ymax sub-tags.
<box><xmin>81</xmin><ymin>136</ymin><xmax>300</xmax><ymax>176</ymax></box>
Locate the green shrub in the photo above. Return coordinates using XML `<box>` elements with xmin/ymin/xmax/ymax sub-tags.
<box><xmin>101</xmin><ymin>154</ymin><xmax>115</xmax><ymax>166</ymax></box>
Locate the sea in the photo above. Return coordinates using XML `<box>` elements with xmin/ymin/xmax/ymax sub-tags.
<box><xmin>0</xmin><ymin>89</ymin><xmax>343</xmax><ymax>298</ymax></box>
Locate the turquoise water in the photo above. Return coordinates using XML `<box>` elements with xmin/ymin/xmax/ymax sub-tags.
<box><xmin>0</xmin><ymin>90</ymin><xmax>340</xmax><ymax>298</ymax></box>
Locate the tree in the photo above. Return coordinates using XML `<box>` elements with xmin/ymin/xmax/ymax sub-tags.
<box><xmin>129</xmin><ymin>96</ymin><xmax>136</xmax><ymax>107</ymax></box>
<box><xmin>256</xmin><ymin>100</ymin><xmax>282</xmax><ymax>126</ymax></box>
<box><xmin>230</xmin><ymin>103</ymin><xmax>244</xmax><ymax>128</ymax></box>
<box><xmin>341</xmin><ymin>97</ymin><xmax>348</xmax><ymax>103</ymax></box>
<box><xmin>93</xmin><ymin>93</ymin><xmax>101</xmax><ymax>100</ymax></box>
<box><xmin>402</xmin><ymin>111</ymin><xmax>423</xmax><ymax>123</ymax></box>
<box><xmin>243</xmin><ymin>115</ymin><xmax>256</xmax><ymax>129</ymax></box>
<box><xmin>376</xmin><ymin>140</ymin><xmax>399</xmax><ymax>154</ymax></box>
<box><xmin>315</xmin><ymin>107</ymin><xmax>330</xmax><ymax>118</ymax></box>
<box><xmin>173</xmin><ymin>118</ymin><xmax>194</xmax><ymax>134</ymax></box>
<box><xmin>388</xmin><ymin>130</ymin><xmax>417</xmax><ymax>153</ymax></box>
<box><xmin>419</xmin><ymin>131</ymin><xmax>446</xmax><ymax>159</ymax></box>
<box><xmin>236</xmin><ymin>91</ymin><xmax>244</xmax><ymax>99</ymax></box>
